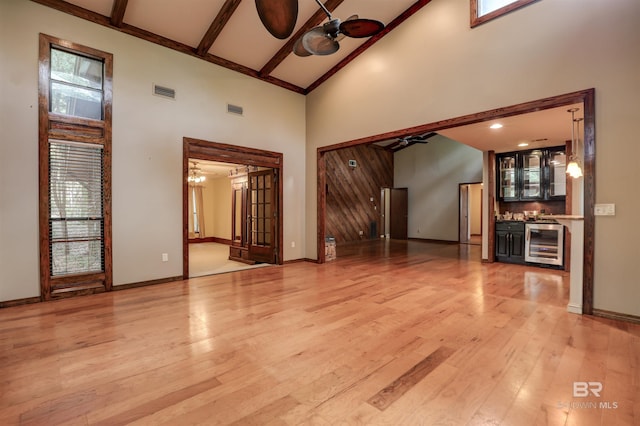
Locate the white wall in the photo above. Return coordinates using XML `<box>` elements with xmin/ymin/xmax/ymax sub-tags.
<box><xmin>305</xmin><ymin>0</ymin><xmax>640</xmax><ymax>316</ymax></box>
<box><xmin>0</xmin><ymin>1</ymin><xmax>306</xmax><ymax>301</ymax></box>
<box><xmin>394</xmin><ymin>136</ymin><xmax>482</xmax><ymax>241</ymax></box>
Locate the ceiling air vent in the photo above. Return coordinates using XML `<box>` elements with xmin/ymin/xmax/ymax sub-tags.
<box><xmin>227</xmin><ymin>103</ymin><xmax>244</xmax><ymax>116</ymax></box>
<box><xmin>153</xmin><ymin>84</ymin><xmax>176</xmax><ymax>100</ymax></box>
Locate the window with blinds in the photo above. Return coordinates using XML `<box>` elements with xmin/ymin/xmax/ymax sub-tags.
<box><xmin>39</xmin><ymin>34</ymin><xmax>113</xmax><ymax>300</ymax></box>
<box><xmin>49</xmin><ymin>140</ymin><xmax>104</xmax><ymax>276</ymax></box>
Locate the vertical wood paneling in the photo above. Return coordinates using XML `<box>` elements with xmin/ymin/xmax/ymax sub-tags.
<box><xmin>325</xmin><ymin>146</ymin><xmax>393</xmax><ymax>244</ymax></box>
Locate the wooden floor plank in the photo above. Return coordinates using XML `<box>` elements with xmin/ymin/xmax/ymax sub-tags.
<box><xmin>0</xmin><ymin>240</ymin><xmax>638</xmax><ymax>425</ymax></box>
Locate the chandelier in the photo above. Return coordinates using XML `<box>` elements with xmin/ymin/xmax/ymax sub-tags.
<box><xmin>566</xmin><ymin>108</ymin><xmax>583</xmax><ymax>178</ymax></box>
<box><xmin>187</xmin><ymin>162</ymin><xmax>206</xmax><ymax>184</ymax></box>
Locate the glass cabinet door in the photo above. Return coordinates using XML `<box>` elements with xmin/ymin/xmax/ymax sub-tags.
<box><xmin>498</xmin><ymin>155</ymin><xmax>517</xmax><ymax>199</ymax></box>
<box><xmin>548</xmin><ymin>149</ymin><xmax>566</xmax><ymax>197</ymax></box>
<box><xmin>521</xmin><ymin>150</ymin><xmax>543</xmax><ymax>199</ymax></box>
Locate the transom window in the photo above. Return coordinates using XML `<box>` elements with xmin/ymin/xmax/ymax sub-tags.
<box><xmin>471</xmin><ymin>0</ymin><xmax>540</xmax><ymax>27</ymax></box>
<box><xmin>50</xmin><ymin>47</ymin><xmax>104</xmax><ymax>120</ymax></box>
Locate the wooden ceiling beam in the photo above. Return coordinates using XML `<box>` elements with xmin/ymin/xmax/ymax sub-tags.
<box><xmin>196</xmin><ymin>0</ymin><xmax>242</xmax><ymax>57</ymax></box>
<box><xmin>110</xmin><ymin>0</ymin><xmax>128</xmax><ymax>27</ymax></box>
<box><xmin>29</xmin><ymin>0</ymin><xmax>305</xmax><ymax>94</ymax></box>
<box><xmin>305</xmin><ymin>0</ymin><xmax>433</xmax><ymax>94</ymax></box>
<box><xmin>259</xmin><ymin>0</ymin><xmax>345</xmax><ymax>76</ymax></box>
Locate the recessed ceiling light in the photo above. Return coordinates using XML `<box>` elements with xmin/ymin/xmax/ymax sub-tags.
<box><xmin>490</xmin><ymin>123</ymin><xmax>503</xmax><ymax>129</ymax></box>
<box><xmin>518</xmin><ymin>142</ymin><xmax>529</xmax><ymax>147</ymax></box>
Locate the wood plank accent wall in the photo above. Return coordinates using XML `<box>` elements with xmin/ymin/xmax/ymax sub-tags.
<box><xmin>324</xmin><ymin>146</ymin><xmax>393</xmax><ymax>244</ymax></box>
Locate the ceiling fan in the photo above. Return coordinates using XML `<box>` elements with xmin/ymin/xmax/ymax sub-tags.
<box><xmin>293</xmin><ymin>0</ymin><xmax>385</xmax><ymax>56</ymax></box>
<box><xmin>398</xmin><ymin>133</ymin><xmax>437</xmax><ymax>146</ymax></box>
<box><xmin>388</xmin><ymin>133</ymin><xmax>437</xmax><ymax>150</ymax></box>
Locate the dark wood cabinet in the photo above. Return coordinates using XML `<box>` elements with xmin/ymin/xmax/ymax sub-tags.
<box><xmin>497</xmin><ymin>147</ymin><xmax>565</xmax><ymax>202</ymax></box>
<box><xmin>495</xmin><ymin>221</ymin><xmax>525</xmax><ymax>264</ymax></box>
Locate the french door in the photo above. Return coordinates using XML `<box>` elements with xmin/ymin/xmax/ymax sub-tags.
<box><xmin>248</xmin><ymin>169</ymin><xmax>277</xmax><ymax>263</ymax></box>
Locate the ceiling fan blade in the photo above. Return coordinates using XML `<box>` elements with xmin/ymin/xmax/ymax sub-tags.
<box><xmin>302</xmin><ymin>27</ymin><xmax>339</xmax><ymax>56</ymax></box>
<box><xmin>408</xmin><ymin>132</ymin><xmax>438</xmax><ymax>143</ymax></box>
<box><xmin>336</xmin><ymin>15</ymin><xmax>358</xmax><ymax>42</ymax></box>
<box><xmin>339</xmin><ymin>18</ymin><xmax>385</xmax><ymax>38</ymax></box>
<box><xmin>255</xmin><ymin>0</ymin><xmax>298</xmax><ymax>39</ymax></box>
<box><xmin>293</xmin><ymin>36</ymin><xmax>312</xmax><ymax>57</ymax></box>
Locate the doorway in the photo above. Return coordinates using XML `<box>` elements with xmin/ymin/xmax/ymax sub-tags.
<box><xmin>183</xmin><ymin>138</ymin><xmax>283</xmax><ymax>279</ymax></box>
<box><xmin>316</xmin><ymin>89</ymin><xmax>594</xmax><ymax>314</ymax></box>
<box><xmin>380</xmin><ymin>187</ymin><xmax>408</xmax><ymax>240</ymax></box>
<box><xmin>459</xmin><ymin>183</ymin><xmax>483</xmax><ymax>245</ymax></box>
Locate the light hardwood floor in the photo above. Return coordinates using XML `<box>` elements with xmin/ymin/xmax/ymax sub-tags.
<box><xmin>1</xmin><ymin>240</ymin><xmax>638</xmax><ymax>425</ymax></box>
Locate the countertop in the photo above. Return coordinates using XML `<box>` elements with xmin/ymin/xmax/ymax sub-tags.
<box><xmin>540</xmin><ymin>214</ymin><xmax>584</xmax><ymax>221</ymax></box>
<box><xmin>495</xmin><ymin>218</ymin><xmax>559</xmax><ymax>224</ymax></box>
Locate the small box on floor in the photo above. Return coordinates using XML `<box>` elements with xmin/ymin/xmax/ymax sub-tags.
<box><xmin>325</xmin><ymin>237</ymin><xmax>336</xmax><ymax>261</ymax></box>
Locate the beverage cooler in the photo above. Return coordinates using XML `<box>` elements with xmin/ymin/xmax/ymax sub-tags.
<box><xmin>524</xmin><ymin>223</ymin><xmax>564</xmax><ymax>267</ymax></box>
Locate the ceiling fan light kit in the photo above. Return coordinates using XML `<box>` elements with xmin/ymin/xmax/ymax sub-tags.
<box><xmin>292</xmin><ymin>0</ymin><xmax>385</xmax><ymax>57</ymax></box>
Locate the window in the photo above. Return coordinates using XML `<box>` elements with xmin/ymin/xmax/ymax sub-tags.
<box><xmin>39</xmin><ymin>34</ymin><xmax>113</xmax><ymax>300</ymax></box>
<box><xmin>50</xmin><ymin>48</ymin><xmax>104</xmax><ymax>120</ymax></box>
<box><xmin>471</xmin><ymin>0</ymin><xmax>540</xmax><ymax>27</ymax></box>
<box><xmin>191</xmin><ymin>186</ymin><xmax>201</xmax><ymax>235</ymax></box>
<box><xmin>49</xmin><ymin>140</ymin><xmax>104</xmax><ymax>276</ymax></box>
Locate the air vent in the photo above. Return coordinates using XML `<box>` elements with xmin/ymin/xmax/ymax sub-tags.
<box><xmin>153</xmin><ymin>84</ymin><xmax>176</xmax><ymax>99</ymax></box>
<box><xmin>227</xmin><ymin>103</ymin><xmax>244</xmax><ymax>116</ymax></box>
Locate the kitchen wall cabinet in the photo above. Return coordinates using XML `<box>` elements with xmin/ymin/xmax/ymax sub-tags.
<box><xmin>547</xmin><ymin>147</ymin><xmax>567</xmax><ymax>199</ymax></box>
<box><xmin>496</xmin><ymin>146</ymin><xmax>565</xmax><ymax>202</ymax></box>
<box><xmin>495</xmin><ymin>221</ymin><xmax>525</xmax><ymax>264</ymax></box>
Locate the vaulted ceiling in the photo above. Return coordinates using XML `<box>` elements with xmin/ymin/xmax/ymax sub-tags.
<box><xmin>31</xmin><ymin>0</ymin><xmax>429</xmax><ymax>94</ymax></box>
<box><xmin>31</xmin><ymin>0</ymin><xmax>582</xmax><ymax>151</ymax></box>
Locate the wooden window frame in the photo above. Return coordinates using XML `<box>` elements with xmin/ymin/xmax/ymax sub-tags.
<box><xmin>471</xmin><ymin>0</ymin><xmax>540</xmax><ymax>28</ymax></box>
<box><xmin>38</xmin><ymin>33</ymin><xmax>113</xmax><ymax>301</ymax></box>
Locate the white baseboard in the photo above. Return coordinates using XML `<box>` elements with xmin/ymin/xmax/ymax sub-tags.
<box><xmin>567</xmin><ymin>303</ymin><xmax>583</xmax><ymax>314</ymax></box>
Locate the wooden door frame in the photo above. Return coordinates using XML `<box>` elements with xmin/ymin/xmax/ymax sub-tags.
<box><xmin>183</xmin><ymin>138</ymin><xmax>284</xmax><ymax>279</ymax></box>
<box><xmin>317</xmin><ymin>89</ymin><xmax>595</xmax><ymax>314</ymax></box>
<box><xmin>459</xmin><ymin>184</ymin><xmax>470</xmax><ymax>243</ymax></box>
<box><xmin>459</xmin><ymin>182</ymin><xmax>483</xmax><ymax>244</ymax></box>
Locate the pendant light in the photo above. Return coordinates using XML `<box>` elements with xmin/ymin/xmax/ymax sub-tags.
<box><xmin>566</xmin><ymin>108</ymin><xmax>583</xmax><ymax>178</ymax></box>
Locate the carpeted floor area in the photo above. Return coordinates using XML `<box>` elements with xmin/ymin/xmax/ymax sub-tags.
<box><xmin>188</xmin><ymin>242</ymin><xmax>270</xmax><ymax>278</ymax></box>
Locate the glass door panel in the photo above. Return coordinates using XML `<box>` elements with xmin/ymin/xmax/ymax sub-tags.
<box><xmin>549</xmin><ymin>150</ymin><xmax>566</xmax><ymax>197</ymax></box>
<box><xmin>498</xmin><ymin>155</ymin><xmax>517</xmax><ymax>199</ymax></box>
<box><xmin>248</xmin><ymin>169</ymin><xmax>276</xmax><ymax>263</ymax></box>
<box><xmin>522</xmin><ymin>150</ymin><xmax>542</xmax><ymax>199</ymax></box>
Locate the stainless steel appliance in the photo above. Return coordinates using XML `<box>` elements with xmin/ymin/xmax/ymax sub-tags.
<box><xmin>525</xmin><ymin>222</ymin><xmax>564</xmax><ymax>266</ymax></box>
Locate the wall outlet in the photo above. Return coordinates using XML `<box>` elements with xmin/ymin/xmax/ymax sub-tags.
<box><xmin>291</xmin><ymin>241</ymin><xmax>295</xmax><ymax>248</ymax></box>
<box><xmin>359</xmin><ymin>230</ymin><xmax>364</xmax><ymax>236</ymax></box>
<box><xmin>162</xmin><ymin>253</ymin><xmax>168</xmax><ymax>262</ymax></box>
<box><xmin>594</xmin><ymin>204</ymin><xmax>615</xmax><ymax>216</ymax></box>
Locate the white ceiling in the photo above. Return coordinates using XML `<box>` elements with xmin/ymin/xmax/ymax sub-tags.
<box><xmin>437</xmin><ymin>103</ymin><xmax>584</xmax><ymax>153</ymax></box>
<box><xmin>190</xmin><ymin>160</ymin><xmax>241</xmax><ymax>178</ymax></box>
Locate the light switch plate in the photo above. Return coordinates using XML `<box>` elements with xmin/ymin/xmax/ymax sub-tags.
<box><xmin>594</xmin><ymin>204</ymin><xmax>615</xmax><ymax>216</ymax></box>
